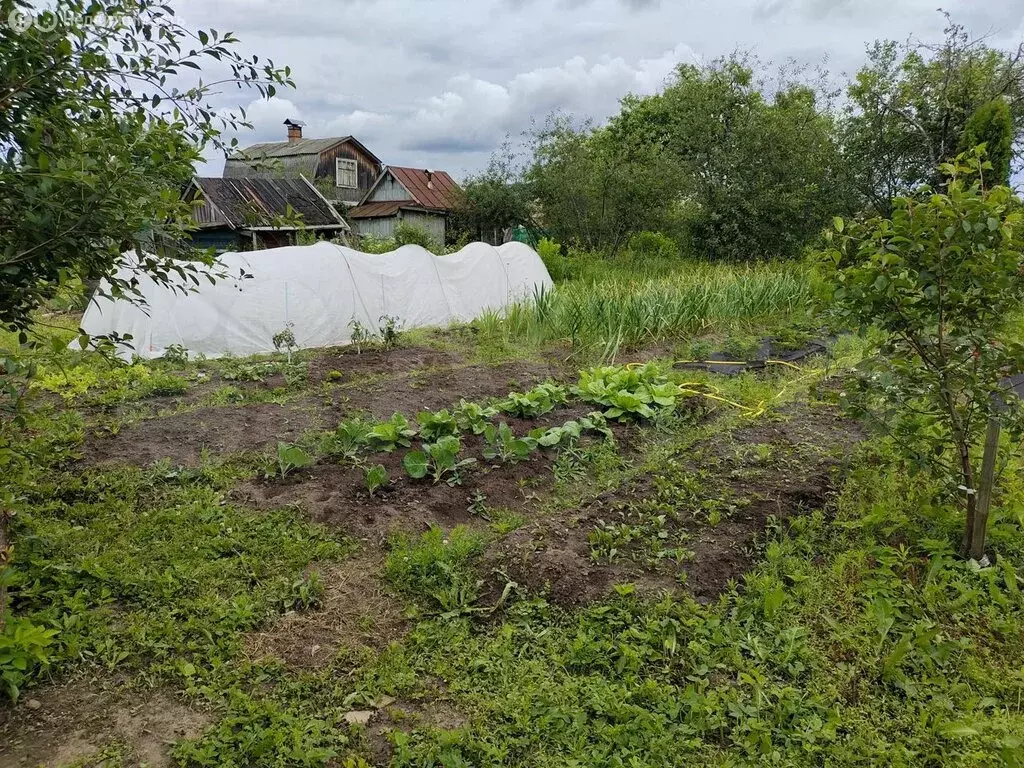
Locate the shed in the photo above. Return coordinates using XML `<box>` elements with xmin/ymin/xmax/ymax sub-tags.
<box><xmin>349</xmin><ymin>167</ymin><xmax>462</xmax><ymax>244</ymax></box>
<box><xmin>224</xmin><ymin>121</ymin><xmax>383</xmax><ymax>206</ymax></box>
<box><xmin>183</xmin><ymin>176</ymin><xmax>349</xmax><ymax>252</ymax></box>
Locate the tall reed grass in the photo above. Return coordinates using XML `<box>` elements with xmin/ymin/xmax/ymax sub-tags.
<box><xmin>477</xmin><ymin>260</ymin><xmax>818</xmax><ymax>358</ymax></box>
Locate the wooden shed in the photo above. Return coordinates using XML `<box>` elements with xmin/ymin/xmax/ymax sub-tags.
<box><xmin>183</xmin><ymin>176</ymin><xmax>349</xmax><ymax>252</ymax></box>
<box><xmin>349</xmin><ymin>166</ymin><xmax>462</xmax><ymax>244</ymax></box>
<box><xmin>223</xmin><ymin>120</ymin><xmax>383</xmax><ymax>206</ymax></box>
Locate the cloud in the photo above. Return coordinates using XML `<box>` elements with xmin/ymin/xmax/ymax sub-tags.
<box><xmin>186</xmin><ymin>0</ymin><xmax>1003</xmax><ymax>177</ymax></box>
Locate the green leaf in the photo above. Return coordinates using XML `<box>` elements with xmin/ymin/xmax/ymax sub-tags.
<box><xmin>403</xmin><ymin>451</ymin><xmax>428</xmax><ymax>479</ymax></box>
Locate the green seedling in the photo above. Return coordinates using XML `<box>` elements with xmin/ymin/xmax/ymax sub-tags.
<box><xmin>365</xmin><ymin>464</ymin><xmax>389</xmax><ymax>497</ymax></box>
<box><xmin>403</xmin><ymin>435</ymin><xmax>477</xmax><ymax>485</ymax></box>
<box><xmin>368</xmin><ymin>413</ymin><xmax>417</xmax><ymax>452</ymax></box>
<box><xmin>483</xmin><ymin>422</ymin><xmax>537</xmax><ymax>463</ymax></box>
<box><xmin>417</xmin><ymin>409</ymin><xmax>460</xmax><ymax>442</ymax></box>
<box><xmin>453</xmin><ymin>399</ymin><xmax>497</xmax><ymax>434</ymax></box>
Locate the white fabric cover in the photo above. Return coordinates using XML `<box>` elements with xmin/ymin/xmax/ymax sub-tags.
<box><xmin>77</xmin><ymin>241</ymin><xmax>552</xmax><ymax>360</ymax></box>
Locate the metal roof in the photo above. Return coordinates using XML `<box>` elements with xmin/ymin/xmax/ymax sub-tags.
<box><xmin>348</xmin><ymin>201</ymin><xmax>433</xmax><ymax>219</ymax></box>
<box><xmin>385</xmin><ymin>167</ymin><xmax>462</xmax><ymax>210</ymax></box>
<box><xmin>188</xmin><ymin>177</ymin><xmax>348</xmax><ymax>231</ymax></box>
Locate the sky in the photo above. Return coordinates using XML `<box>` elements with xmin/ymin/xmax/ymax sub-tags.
<box><xmin>183</xmin><ymin>0</ymin><xmax>1024</xmax><ymax>180</ymax></box>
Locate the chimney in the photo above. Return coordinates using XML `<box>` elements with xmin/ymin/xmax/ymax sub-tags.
<box><xmin>284</xmin><ymin>118</ymin><xmax>305</xmax><ymax>143</ymax></box>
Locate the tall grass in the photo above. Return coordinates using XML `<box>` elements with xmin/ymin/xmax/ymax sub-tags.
<box><xmin>478</xmin><ymin>259</ymin><xmax>818</xmax><ymax>358</ymax></box>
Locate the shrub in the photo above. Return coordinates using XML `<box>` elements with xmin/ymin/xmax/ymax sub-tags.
<box><xmin>394</xmin><ymin>223</ymin><xmax>437</xmax><ymax>251</ymax></box>
<box><xmin>536</xmin><ymin>237</ymin><xmax>568</xmax><ymax>282</ymax></box>
<box><xmin>627</xmin><ymin>231</ymin><xmax>678</xmax><ymax>261</ymax></box>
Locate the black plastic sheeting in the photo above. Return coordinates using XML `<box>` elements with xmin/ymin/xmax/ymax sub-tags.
<box><xmin>674</xmin><ymin>339</ymin><xmax>831</xmax><ymax>375</ymax></box>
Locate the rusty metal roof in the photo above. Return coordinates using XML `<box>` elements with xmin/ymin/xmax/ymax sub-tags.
<box><xmin>348</xmin><ymin>201</ymin><xmax>431</xmax><ymax>219</ymax></box>
<box><xmin>382</xmin><ymin>167</ymin><xmax>462</xmax><ymax>210</ymax></box>
<box><xmin>188</xmin><ymin>177</ymin><xmax>348</xmax><ymax>231</ymax></box>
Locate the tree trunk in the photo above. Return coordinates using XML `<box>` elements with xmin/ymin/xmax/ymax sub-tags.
<box><xmin>958</xmin><ymin>443</ymin><xmax>978</xmax><ymax>558</ymax></box>
<box><xmin>969</xmin><ymin>416</ymin><xmax>1001</xmax><ymax>561</ymax></box>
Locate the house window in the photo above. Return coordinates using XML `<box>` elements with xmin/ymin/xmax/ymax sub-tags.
<box><xmin>336</xmin><ymin>158</ymin><xmax>357</xmax><ymax>188</ymax></box>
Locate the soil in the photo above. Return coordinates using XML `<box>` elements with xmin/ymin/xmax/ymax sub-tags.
<box><xmin>481</xmin><ymin>401</ymin><xmax>864</xmax><ymax>608</ymax></box>
<box><xmin>0</xmin><ymin>680</ymin><xmax>209</xmax><ymax>768</ymax></box>
<box><xmin>245</xmin><ymin>554</ymin><xmax>407</xmax><ymax>670</ymax></box>
<box><xmin>79</xmin><ymin>348</ymin><xmax>567</xmax><ymax>468</ymax></box>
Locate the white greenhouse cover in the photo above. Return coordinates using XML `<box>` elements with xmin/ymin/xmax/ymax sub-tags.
<box><xmin>76</xmin><ymin>241</ymin><xmax>552</xmax><ymax>360</ymax></box>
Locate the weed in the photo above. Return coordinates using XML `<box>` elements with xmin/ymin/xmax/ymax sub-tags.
<box><xmin>385</xmin><ymin>526</ymin><xmax>486</xmax><ymax>616</ymax></box>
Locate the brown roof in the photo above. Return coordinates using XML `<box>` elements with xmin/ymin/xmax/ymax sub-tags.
<box><xmin>348</xmin><ymin>201</ymin><xmax>432</xmax><ymax>219</ymax></box>
<box><xmin>385</xmin><ymin>167</ymin><xmax>462</xmax><ymax>210</ymax></box>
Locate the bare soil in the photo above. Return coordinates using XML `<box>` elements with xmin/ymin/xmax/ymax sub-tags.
<box><xmin>0</xmin><ymin>680</ymin><xmax>209</xmax><ymax>768</ymax></box>
<box><xmin>481</xmin><ymin>401</ymin><xmax>864</xmax><ymax>608</ymax></box>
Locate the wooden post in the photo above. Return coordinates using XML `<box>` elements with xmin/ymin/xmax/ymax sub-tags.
<box><xmin>970</xmin><ymin>416</ymin><xmax>1001</xmax><ymax>562</ymax></box>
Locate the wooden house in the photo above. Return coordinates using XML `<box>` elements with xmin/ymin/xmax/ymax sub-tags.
<box><xmin>183</xmin><ymin>176</ymin><xmax>349</xmax><ymax>252</ymax></box>
<box><xmin>349</xmin><ymin>166</ymin><xmax>462</xmax><ymax>244</ymax></box>
<box><xmin>223</xmin><ymin>120</ymin><xmax>383</xmax><ymax>206</ymax></box>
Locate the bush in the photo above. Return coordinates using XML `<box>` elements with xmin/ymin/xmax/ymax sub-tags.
<box><xmin>536</xmin><ymin>237</ymin><xmax>567</xmax><ymax>282</ymax></box>
<box><xmin>394</xmin><ymin>223</ymin><xmax>437</xmax><ymax>251</ymax></box>
<box><xmin>627</xmin><ymin>231</ymin><xmax>678</xmax><ymax>261</ymax></box>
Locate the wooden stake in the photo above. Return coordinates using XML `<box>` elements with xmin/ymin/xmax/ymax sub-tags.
<box><xmin>970</xmin><ymin>416</ymin><xmax>1002</xmax><ymax>562</ymax></box>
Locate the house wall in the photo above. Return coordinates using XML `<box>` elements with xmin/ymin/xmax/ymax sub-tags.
<box><xmin>367</xmin><ymin>173</ymin><xmax>414</xmax><ymax>202</ymax></box>
<box><xmin>314</xmin><ymin>141</ymin><xmax>382</xmax><ymax>204</ymax></box>
<box><xmin>354</xmin><ymin>211</ymin><xmax>446</xmax><ymax>243</ymax></box>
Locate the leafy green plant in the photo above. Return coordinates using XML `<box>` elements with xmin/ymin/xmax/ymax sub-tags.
<box><xmin>379</xmin><ymin>315</ymin><xmax>401</xmax><ymax>350</ymax></box>
<box><xmin>367</xmin><ymin>413</ymin><xmax>417</xmax><ymax>452</ymax></box>
<box><xmin>482</xmin><ymin>422</ymin><xmax>537</xmax><ymax>463</ymax></box>
<box><xmin>529</xmin><ymin>412</ymin><xmax>613</xmax><ymax>448</ymax></box>
<box><xmin>348</xmin><ymin>319</ymin><xmax>371</xmax><ymax>353</ymax></box>
<box><xmin>416</xmin><ymin>409</ymin><xmax>460</xmax><ymax>442</ymax></box>
<box><xmin>537</xmin><ymin>237</ymin><xmax>568</xmax><ymax>282</ymax></box>
<box><xmin>453</xmin><ymin>399</ymin><xmax>497</xmax><ymax>434</ymax></box>
<box><xmin>1</xmin><ymin>617</ymin><xmax>58</xmax><ymax>701</ymax></box>
<box><xmin>162</xmin><ymin>344</ymin><xmax>190</xmax><ymax>365</ymax></box>
<box><xmin>269</xmin><ymin>441</ymin><xmax>314</xmax><ymax>479</ymax></box>
<box><xmin>365</xmin><ymin>464</ymin><xmax>389</xmax><ymax>497</ymax></box>
<box><xmin>272</xmin><ymin>323</ymin><xmax>297</xmax><ymax>363</ymax></box>
<box><xmin>403</xmin><ymin>436</ymin><xmax>476</xmax><ymax>485</ymax></box>
<box><xmin>323</xmin><ymin>417</ymin><xmax>373</xmax><ymax>463</ymax></box>
<box><xmin>496</xmin><ymin>381</ymin><xmax>567</xmax><ymax>418</ymax></box>
<box><xmin>573</xmin><ymin>363</ymin><xmax>680</xmax><ymax>420</ymax></box>
<box><xmin>825</xmin><ymin>149</ymin><xmax>1024</xmax><ymax>558</ymax></box>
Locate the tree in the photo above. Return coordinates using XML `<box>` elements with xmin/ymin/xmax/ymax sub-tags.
<box><xmin>844</xmin><ymin>15</ymin><xmax>1024</xmax><ymax>214</ymax></box>
<box><xmin>958</xmin><ymin>99</ymin><xmax>1014</xmax><ymax>187</ymax></box>
<box><xmin>825</xmin><ymin>149</ymin><xmax>1024</xmax><ymax>559</ymax></box>
<box><xmin>0</xmin><ymin>0</ymin><xmax>293</xmax><ymax>338</ymax></box>
<box><xmin>609</xmin><ymin>57</ymin><xmax>852</xmax><ymax>261</ymax></box>
<box><xmin>527</xmin><ymin>116</ymin><xmax>681</xmax><ymax>256</ymax></box>
<box><xmin>454</xmin><ymin>140</ymin><xmax>534</xmax><ymax>245</ymax></box>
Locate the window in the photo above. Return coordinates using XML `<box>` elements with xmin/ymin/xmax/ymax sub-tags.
<box><xmin>336</xmin><ymin>158</ymin><xmax>357</xmax><ymax>188</ymax></box>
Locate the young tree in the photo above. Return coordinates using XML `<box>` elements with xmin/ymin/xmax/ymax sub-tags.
<box><xmin>825</xmin><ymin>149</ymin><xmax>1024</xmax><ymax>559</ymax></box>
<box><xmin>454</xmin><ymin>140</ymin><xmax>534</xmax><ymax>245</ymax></box>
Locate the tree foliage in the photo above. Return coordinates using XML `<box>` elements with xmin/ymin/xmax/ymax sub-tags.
<box><xmin>958</xmin><ymin>99</ymin><xmax>1014</xmax><ymax>188</ymax></box>
<box><xmin>843</xmin><ymin>17</ymin><xmax>1024</xmax><ymax>214</ymax></box>
<box><xmin>825</xmin><ymin>149</ymin><xmax>1024</xmax><ymax>558</ymax></box>
<box><xmin>527</xmin><ymin>117</ymin><xmax>679</xmax><ymax>257</ymax></box>
<box><xmin>0</xmin><ymin>0</ymin><xmax>293</xmax><ymax>337</ymax></box>
<box><xmin>453</xmin><ymin>141</ymin><xmax>534</xmax><ymax>245</ymax></box>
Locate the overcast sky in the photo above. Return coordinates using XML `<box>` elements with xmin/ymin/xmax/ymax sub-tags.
<box><xmin>184</xmin><ymin>0</ymin><xmax>1024</xmax><ymax>179</ymax></box>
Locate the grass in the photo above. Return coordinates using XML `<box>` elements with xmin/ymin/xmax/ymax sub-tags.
<box><xmin>2</xmin><ymin>258</ymin><xmax>1023</xmax><ymax>767</ymax></box>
